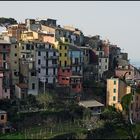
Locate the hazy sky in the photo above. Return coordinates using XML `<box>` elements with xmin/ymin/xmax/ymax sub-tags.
<box><xmin>0</xmin><ymin>1</ymin><xmax>140</xmax><ymax>62</ymax></box>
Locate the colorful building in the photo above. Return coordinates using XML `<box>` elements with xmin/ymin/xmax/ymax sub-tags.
<box><xmin>7</xmin><ymin>24</ymin><xmax>27</xmax><ymax>41</ymax></box>
<box><xmin>70</xmin><ymin>75</ymin><xmax>82</xmax><ymax>94</ymax></box>
<box><xmin>19</xmin><ymin>57</ymin><xmax>38</xmax><ymax>96</ymax></box>
<box><xmin>68</xmin><ymin>44</ymin><xmax>84</xmax><ymax>75</ymax></box>
<box><xmin>58</xmin><ymin>67</ymin><xmax>72</xmax><ymax>85</ymax></box>
<box><xmin>106</xmin><ymin>77</ymin><xmax>131</xmax><ymax>110</ymax></box>
<box><xmin>36</xmin><ymin>42</ymin><xmax>58</xmax><ymax>86</ymax></box>
<box><xmin>0</xmin><ymin>40</ymin><xmax>11</xmax><ymax>99</ymax></box>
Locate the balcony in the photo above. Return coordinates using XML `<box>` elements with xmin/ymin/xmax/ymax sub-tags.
<box><xmin>44</xmin><ymin>56</ymin><xmax>58</xmax><ymax>60</ymax></box>
<box><xmin>41</xmin><ymin>64</ymin><xmax>58</xmax><ymax>68</ymax></box>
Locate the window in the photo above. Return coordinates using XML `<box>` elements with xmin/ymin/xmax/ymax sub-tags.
<box><xmin>60</xmin><ymin>46</ymin><xmax>62</xmax><ymax>50</ymax></box>
<box><xmin>59</xmin><ymin>61</ymin><xmax>61</xmax><ymax>66</ymax></box>
<box><xmin>53</xmin><ymin>68</ymin><xmax>55</xmax><ymax>75</ymax></box>
<box><xmin>32</xmin><ymin>83</ymin><xmax>35</xmax><ymax>89</ymax></box>
<box><xmin>3</xmin><ymin>45</ymin><xmax>6</xmax><ymax>49</ymax></box>
<box><xmin>31</xmin><ymin>45</ymin><xmax>34</xmax><ymax>50</ymax></box>
<box><xmin>53</xmin><ymin>52</ymin><xmax>56</xmax><ymax>56</ymax></box>
<box><xmin>114</xmin><ymin>89</ymin><xmax>116</xmax><ymax>93</ymax></box>
<box><xmin>46</xmin><ymin>78</ymin><xmax>48</xmax><ymax>83</ymax></box>
<box><xmin>38</xmin><ymin>51</ymin><xmax>41</xmax><ymax>56</ymax></box>
<box><xmin>15</xmin><ymin>45</ymin><xmax>17</xmax><ymax>48</ymax></box>
<box><xmin>31</xmin><ymin>72</ymin><xmax>36</xmax><ymax>76</ymax></box>
<box><xmin>105</xmin><ymin>65</ymin><xmax>107</xmax><ymax>69</ymax></box>
<box><xmin>65</xmin><ymin>53</ymin><xmax>67</xmax><ymax>57</ymax></box>
<box><xmin>23</xmin><ymin>55</ymin><xmax>25</xmax><ymax>58</ymax></box>
<box><xmin>105</xmin><ymin>59</ymin><xmax>108</xmax><ymax>62</ymax></box>
<box><xmin>114</xmin><ymin>81</ymin><xmax>116</xmax><ymax>85</ymax></box>
<box><xmin>64</xmin><ymin>61</ymin><xmax>67</xmax><ymax>67</ymax></box>
<box><xmin>113</xmin><ymin>96</ymin><xmax>116</xmax><ymax>101</ymax></box>
<box><xmin>53</xmin><ymin>78</ymin><xmax>55</xmax><ymax>83</ymax></box>
<box><xmin>38</xmin><ymin>68</ymin><xmax>40</xmax><ymax>73</ymax></box>
<box><xmin>52</xmin><ymin>59</ymin><xmax>57</xmax><ymax>64</ymax></box>
<box><xmin>3</xmin><ymin>53</ymin><xmax>6</xmax><ymax>60</ymax></box>
<box><xmin>99</xmin><ymin>66</ymin><xmax>101</xmax><ymax>69</ymax></box>
<box><xmin>65</xmin><ymin>46</ymin><xmax>67</xmax><ymax>50</ymax></box>
<box><xmin>67</xmin><ymin>69</ymin><xmax>70</xmax><ymax>73</ymax></box>
<box><xmin>5</xmin><ymin>89</ymin><xmax>7</xmax><ymax>93</ymax></box>
<box><xmin>129</xmin><ymin>72</ymin><xmax>131</xmax><ymax>75</ymax></box>
<box><xmin>3</xmin><ymin>62</ymin><xmax>6</xmax><ymax>68</ymax></box>
<box><xmin>1</xmin><ymin>115</ymin><xmax>4</xmax><ymax>120</ymax></box>
<box><xmin>14</xmin><ymin>72</ymin><xmax>18</xmax><ymax>76</ymax></box>
<box><xmin>99</xmin><ymin>59</ymin><xmax>101</xmax><ymax>62</ymax></box>
<box><xmin>75</xmin><ymin>58</ymin><xmax>78</xmax><ymax>64</ymax></box>
<box><xmin>22</xmin><ymin>46</ymin><xmax>24</xmax><ymax>50</ymax></box>
<box><xmin>59</xmin><ymin>53</ymin><xmax>62</xmax><ymax>57</ymax></box>
<box><xmin>15</xmin><ymin>61</ymin><xmax>17</xmax><ymax>64</ymax></box>
<box><xmin>26</xmin><ymin>44</ymin><xmax>30</xmax><ymax>50</ymax></box>
<box><xmin>62</xmin><ymin>69</ymin><xmax>65</xmax><ymax>73</ymax></box>
<box><xmin>15</xmin><ymin>53</ymin><xmax>17</xmax><ymax>57</ymax></box>
<box><xmin>38</xmin><ymin>59</ymin><xmax>41</xmax><ymax>65</ymax></box>
<box><xmin>99</xmin><ymin>52</ymin><xmax>102</xmax><ymax>56</ymax></box>
<box><xmin>46</xmin><ymin>69</ymin><xmax>48</xmax><ymax>75</ymax></box>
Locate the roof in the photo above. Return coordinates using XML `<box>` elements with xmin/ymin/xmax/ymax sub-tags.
<box><xmin>0</xmin><ymin>40</ymin><xmax>11</xmax><ymax>44</ymax></box>
<box><xmin>79</xmin><ymin>100</ymin><xmax>104</xmax><ymax>108</ymax></box>
<box><xmin>117</xmin><ymin>58</ymin><xmax>129</xmax><ymax>66</ymax></box>
<box><xmin>0</xmin><ymin>110</ymin><xmax>7</xmax><ymax>114</ymax></box>
<box><xmin>16</xmin><ymin>83</ymin><xmax>28</xmax><ymax>89</ymax></box>
<box><xmin>70</xmin><ymin>75</ymin><xmax>83</xmax><ymax>78</ymax></box>
<box><xmin>68</xmin><ymin>44</ymin><xmax>82</xmax><ymax>51</ymax></box>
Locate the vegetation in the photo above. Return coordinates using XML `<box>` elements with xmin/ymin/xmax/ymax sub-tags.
<box><xmin>0</xmin><ymin>17</ymin><xmax>17</xmax><ymax>27</ymax></box>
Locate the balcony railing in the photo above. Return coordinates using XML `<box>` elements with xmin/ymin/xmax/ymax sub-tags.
<box><xmin>44</xmin><ymin>56</ymin><xmax>58</xmax><ymax>59</ymax></box>
<box><xmin>41</xmin><ymin>64</ymin><xmax>58</xmax><ymax>68</ymax></box>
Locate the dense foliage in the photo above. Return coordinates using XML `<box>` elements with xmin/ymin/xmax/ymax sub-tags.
<box><xmin>0</xmin><ymin>17</ymin><xmax>17</xmax><ymax>27</ymax></box>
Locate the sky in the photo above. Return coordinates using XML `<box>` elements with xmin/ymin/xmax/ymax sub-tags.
<box><xmin>0</xmin><ymin>1</ymin><xmax>140</xmax><ymax>64</ymax></box>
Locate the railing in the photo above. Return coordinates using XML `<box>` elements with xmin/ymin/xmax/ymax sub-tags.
<box><xmin>44</xmin><ymin>56</ymin><xmax>58</xmax><ymax>59</ymax></box>
<box><xmin>41</xmin><ymin>64</ymin><xmax>58</xmax><ymax>68</ymax></box>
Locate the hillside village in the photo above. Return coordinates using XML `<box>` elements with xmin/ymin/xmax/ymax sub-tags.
<box><xmin>0</xmin><ymin>18</ymin><xmax>140</xmax><ymax>139</ymax></box>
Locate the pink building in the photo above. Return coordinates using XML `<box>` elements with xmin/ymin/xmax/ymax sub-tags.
<box><xmin>0</xmin><ymin>40</ymin><xmax>11</xmax><ymax>99</ymax></box>
<box><xmin>42</xmin><ymin>34</ymin><xmax>55</xmax><ymax>44</ymax></box>
<box><xmin>58</xmin><ymin>67</ymin><xmax>72</xmax><ymax>85</ymax></box>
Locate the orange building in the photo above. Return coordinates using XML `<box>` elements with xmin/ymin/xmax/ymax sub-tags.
<box><xmin>58</xmin><ymin>67</ymin><xmax>72</xmax><ymax>85</ymax></box>
<box><xmin>70</xmin><ymin>75</ymin><xmax>82</xmax><ymax>93</ymax></box>
<box><xmin>7</xmin><ymin>24</ymin><xmax>27</xmax><ymax>41</ymax></box>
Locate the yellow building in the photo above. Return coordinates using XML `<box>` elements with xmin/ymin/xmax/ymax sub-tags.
<box><xmin>55</xmin><ymin>37</ymin><xmax>70</xmax><ymax>67</ymax></box>
<box><xmin>18</xmin><ymin>41</ymin><xmax>36</xmax><ymax>61</ymax></box>
<box><xmin>21</xmin><ymin>31</ymin><xmax>40</xmax><ymax>41</ymax></box>
<box><xmin>106</xmin><ymin>78</ymin><xmax>131</xmax><ymax>111</ymax></box>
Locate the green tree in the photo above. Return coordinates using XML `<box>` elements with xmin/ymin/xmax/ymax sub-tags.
<box><xmin>37</xmin><ymin>93</ymin><xmax>53</xmax><ymax>109</ymax></box>
<box><xmin>0</xmin><ymin>17</ymin><xmax>17</xmax><ymax>27</ymax></box>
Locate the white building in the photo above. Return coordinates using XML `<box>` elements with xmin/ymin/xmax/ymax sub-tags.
<box><xmin>96</xmin><ymin>50</ymin><xmax>109</xmax><ymax>79</ymax></box>
<box><xmin>36</xmin><ymin>42</ymin><xmax>58</xmax><ymax>85</ymax></box>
